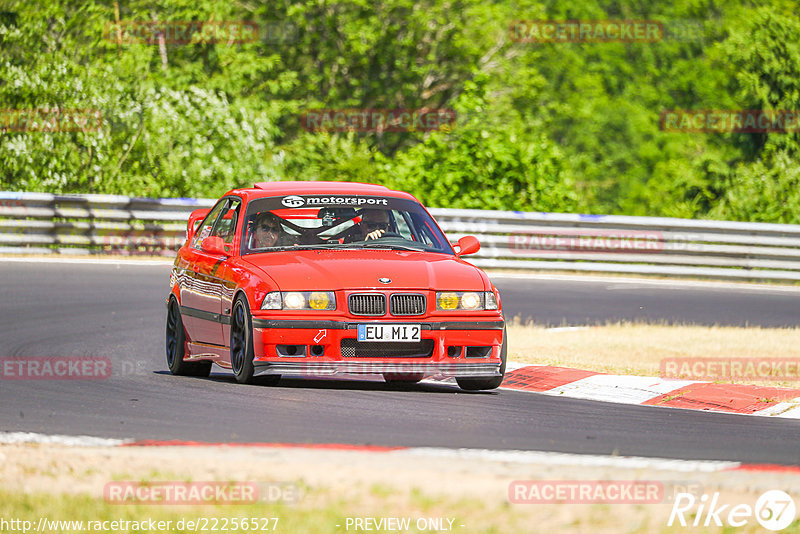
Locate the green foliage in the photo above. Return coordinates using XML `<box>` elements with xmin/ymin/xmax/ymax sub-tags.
<box><xmin>712</xmin><ymin>151</ymin><xmax>800</xmax><ymax>223</ymax></box>
<box><xmin>389</xmin><ymin>76</ymin><xmax>578</xmax><ymax>211</ymax></box>
<box><xmin>0</xmin><ymin>0</ymin><xmax>282</xmax><ymax>196</ymax></box>
<box><xmin>705</xmin><ymin>7</ymin><xmax>800</xmax><ymax>222</ymax></box>
<box><xmin>102</xmin><ymin>86</ymin><xmax>281</xmax><ymax>197</ymax></box>
<box><xmin>278</xmin><ymin>131</ymin><xmax>387</xmax><ymax>185</ymax></box>
<box><xmin>1</xmin><ymin>0</ymin><xmax>799</xmax><ymax>222</ymax></box>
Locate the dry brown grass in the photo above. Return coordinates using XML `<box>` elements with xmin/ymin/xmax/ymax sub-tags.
<box><xmin>507</xmin><ymin>321</ymin><xmax>800</xmax><ymax>388</ymax></box>
<box><xmin>3</xmin><ymin>443</ymin><xmax>800</xmax><ymax>533</ymax></box>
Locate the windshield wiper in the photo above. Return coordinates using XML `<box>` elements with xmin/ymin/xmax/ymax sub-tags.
<box><xmin>258</xmin><ymin>243</ymin><xmax>360</xmax><ymax>252</ymax></box>
<box><xmin>254</xmin><ymin>242</ymin><xmax>430</xmax><ymax>253</ymax></box>
<box><xmin>353</xmin><ymin>242</ymin><xmax>427</xmax><ymax>251</ymax></box>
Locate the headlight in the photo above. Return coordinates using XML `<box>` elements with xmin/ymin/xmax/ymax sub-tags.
<box><xmin>261</xmin><ymin>291</ymin><xmax>336</xmax><ymax>311</ymax></box>
<box><xmin>437</xmin><ymin>292</ymin><xmax>459</xmax><ymax>310</ymax></box>
<box><xmin>284</xmin><ymin>292</ymin><xmax>306</xmax><ymax>309</ymax></box>
<box><xmin>308</xmin><ymin>291</ymin><xmax>332</xmax><ymax>310</ymax></box>
<box><xmin>460</xmin><ymin>292</ymin><xmax>481</xmax><ymax>310</ymax></box>
<box><xmin>435</xmin><ymin>291</ymin><xmax>499</xmax><ymax>311</ymax></box>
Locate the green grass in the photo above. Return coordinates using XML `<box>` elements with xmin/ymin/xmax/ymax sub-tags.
<box><xmin>0</xmin><ymin>488</ymin><xmax>517</xmax><ymax>533</ymax></box>
<box><xmin>3</xmin><ymin>486</ymin><xmax>799</xmax><ymax>533</ymax></box>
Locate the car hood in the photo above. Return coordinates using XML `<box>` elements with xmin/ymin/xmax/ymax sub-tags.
<box><xmin>242</xmin><ymin>250</ymin><xmax>487</xmax><ymax>291</ymax></box>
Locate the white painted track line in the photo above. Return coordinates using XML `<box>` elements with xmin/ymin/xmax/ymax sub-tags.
<box><xmin>0</xmin><ymin>431</ymin><xmax>129</xmax><ymax>447</ymax></box>
<box><xmin>0</xmin><ymin>431</ymin><xmax>743</xmax><ymax>473</ymax></box>
<box><xmin>401</xmin><ymin>447</ymin><xmax>741</xmax><ymax>473</ymax></box>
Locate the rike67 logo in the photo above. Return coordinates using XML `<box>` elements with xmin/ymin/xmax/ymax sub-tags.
<box><xmin>669</xmin><ymin>490</ymin><xmax>796</xmax><ymax>531</ymax></box>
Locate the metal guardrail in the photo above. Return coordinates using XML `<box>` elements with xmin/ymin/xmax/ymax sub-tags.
<box><xmin>2</xmin><ymin>191</ymin><xmax>800</xmax><ymax>281</ymax></box>
<box><xmin>0</xmin><ymin>191</ymin><xmax>214</xmax><ymax>256</ymax></box>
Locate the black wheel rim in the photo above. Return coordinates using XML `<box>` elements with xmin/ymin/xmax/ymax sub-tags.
<box><xmin>166</xmin><ymin>301</ymin><xmax>179</xmax><ymax>366</ymax></box>
<box><xmin>231</xmin><ymin>302</ymin><xmax>247</xmax><ymax>374</ymax></box>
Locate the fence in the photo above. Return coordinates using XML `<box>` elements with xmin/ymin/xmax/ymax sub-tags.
<box><xmin>2</xmin><ymin>191</ymin><xmax>800</xmax><ymax>281</ymax></box>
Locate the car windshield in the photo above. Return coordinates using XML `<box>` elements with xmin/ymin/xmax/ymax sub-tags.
<box><xmin>240</xmin><ymin>194</ymin><xmax>454</xmax><ymax>255</ymax></box>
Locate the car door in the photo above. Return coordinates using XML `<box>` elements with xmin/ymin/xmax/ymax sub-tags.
<box><xmin>181</xmin><ymin>197</ymin><xmax>241</xmax><ymax>346</ymax></box>
<box><xmin>206</xmin><ymin>199</ymin><xmax>242</xmax><ymax>349</ymax></box>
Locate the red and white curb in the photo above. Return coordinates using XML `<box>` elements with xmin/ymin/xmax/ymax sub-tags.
<box><xmin>494</xmin><ymin>363</ymin><xmax>800</xmax><ymax>418</ymax></box>
<box><xmin>2</xmin><ymin>432</ymin><xmax>799</xmax><ymax>474</ymax></box>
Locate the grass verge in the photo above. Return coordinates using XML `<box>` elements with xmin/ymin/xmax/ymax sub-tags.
<box><xmin>3</xmin><ymin>443</ymin><xmax>800</xmax><ymax>534</ymax></box>
<box><xmin>507</xmin><ymin>321</ymin><xmax>800</xmax><ymax>388</ymax></box>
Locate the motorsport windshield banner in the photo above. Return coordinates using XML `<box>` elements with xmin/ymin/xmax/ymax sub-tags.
<box><xmin>280</xmin><ymin>195</ymin><xmax>388</xmax><ymax>208</ymax></box>
<box><xmin>245</xmin><ymin>195</ymin><xmax>421</xmax><ymax>214</ymax></box>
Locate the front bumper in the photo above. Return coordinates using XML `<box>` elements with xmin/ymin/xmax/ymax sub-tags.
<box><xmin>249</xmin><ymin>317</ymin><xmax>504</xmax><ymax>378</ymax></box>
<box><xmin>252</xmin><ymin>361</ymin><xmax>501</xmax><ymax>377</ymax></box>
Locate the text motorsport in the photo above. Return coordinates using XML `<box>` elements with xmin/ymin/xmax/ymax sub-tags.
<box><xmin>300</xmin><ymin>109</ymin><xmax>457</xmax><ymax>132</ymax></box>
<box><xmin>510</xmin><ymin>20</ymin><xmax>664</xmax><ymax>43</ymax></box>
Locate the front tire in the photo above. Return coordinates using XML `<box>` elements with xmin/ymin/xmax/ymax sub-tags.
<box><xmin>230</xmin><ymin>295</ymin><xmax>279</xmax><ymax>386</ymax></box>
<box><xmin>456</xmin><ymin>327</ymin><xmax>507</xmax><ymax>391</ymax></box>
<box><xmin>166</xmin><ymin>298</ymin><xmax>211</xmax><ymax>377</ymax></box>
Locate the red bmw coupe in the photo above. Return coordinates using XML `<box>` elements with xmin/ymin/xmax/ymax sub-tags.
<box><xmin>166</xmin><ymin>181</ymin><xmax>506</xmax><ymax>390</ymax></box>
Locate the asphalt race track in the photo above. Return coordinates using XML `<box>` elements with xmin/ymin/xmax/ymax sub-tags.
<box><xmin>0</xmin><ymin>261</ymin><xmax>798</xmax><ymax>465</ymax></box>
<box><xmin>493</xmin><ymin>275</ymin><xmax>800</xmax><ymax>327</ymax></box>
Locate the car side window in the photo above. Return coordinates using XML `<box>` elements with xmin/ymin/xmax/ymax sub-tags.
<box><xmin>407</xmin><ymin>212</ymin><xmax>439</xmax><ymax>247</ymax></box>
<box><xmin>210</xmin><ymin>199</ymin><xmax>241</xmax><ymax>244</ymax></box>
<box><xmin>392</xmin><ymin>210</ymin><xmax>414</xmax><ymax>240</ymax></box>
<box><xmin>191</xmin><ymin>199</ymin><xmax>228</xmax><ymax>250</ymax></box>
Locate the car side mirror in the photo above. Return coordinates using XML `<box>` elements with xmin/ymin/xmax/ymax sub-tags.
<box><xmin>187</xmin><ymin>208</ymin><xmax>210</xmax><ymax>242</ymax></box>
<box><xmin>456</xmin><ymin>235</ymin><xmax>480</xmax><ymax>256</ymax></box>
<box><xmin>201</xmin><ymin>236</ymin><xmax>230</xmax><ymax>257</ymax></box>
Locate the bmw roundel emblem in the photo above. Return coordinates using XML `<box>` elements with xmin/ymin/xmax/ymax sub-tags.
<box><xmin>282</xmin><ymin>195</ymin><xmax>305</xmax><ymax>207</ymax></box>
<box><xmin>378</xmin><ymin>277</ymin><xmax>391</xmax><ymax>284</ymax></box>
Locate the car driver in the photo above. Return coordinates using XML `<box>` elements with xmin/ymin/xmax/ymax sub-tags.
<box><xmin>356</xmin><ymin>209</ymin><xmax>392</xmax><ymax>241</ymax></box>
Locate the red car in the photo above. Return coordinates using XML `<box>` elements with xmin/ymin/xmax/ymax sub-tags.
<box><xmin>166</xmin><ymin>181</ymin><xmax>506</xmax><ymax>390</ymax></box>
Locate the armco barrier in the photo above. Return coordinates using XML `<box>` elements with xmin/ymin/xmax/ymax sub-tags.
<box><xmin>1</xmin><ymin>191</ymin><xmax>800</xmax><ymax>281</ymax></box>
<box><xmin>0</xmin><ymin>191</ymin><xmax>213</xmax><ymax>257</ymax></box>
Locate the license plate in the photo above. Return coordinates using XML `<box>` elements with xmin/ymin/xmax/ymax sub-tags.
<box><xmin>357</xmin><ymin>324</ymin><xmax>421</xmax><ymax>342</ymax></box>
